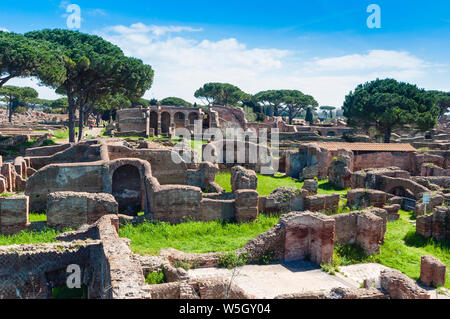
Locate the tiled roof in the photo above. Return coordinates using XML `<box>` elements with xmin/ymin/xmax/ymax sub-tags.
<box><xmin>314</xmin><ymin>142</ymin><xmax>416</xmax><ymax>152</ymax></box>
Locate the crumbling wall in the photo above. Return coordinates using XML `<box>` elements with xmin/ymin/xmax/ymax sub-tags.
<box><xmin>258</xmin><ymin>187</ymin><xmax>306</xmax><ymax>214</ymax></box>
<box><xmin>416</xmin><ymin>206</ymin><xmax>450</xmax><ymax>241</ymax></box>
<box><xmin>0</xmin><ymin>241</ymin><xmax>108</xmax><ymax>299</ymax></box>
<box><xmin>0</xmin><ymin>195</ymin><xmax>29</xmax><ymax>235</ymax></box>
<box><xmin>331</xmin><ymin>208</ymin><xmax>386</xmax><ymax>255</ymax></box>
<box><xmin>47</xmin><ymin>192</ymin><xmax>118</xmax><ymax>230</ymax></box>
<box><xmin>282</xmin><ymin>212</ymin><xmax>335</xmax><ymax>265</ymax></box>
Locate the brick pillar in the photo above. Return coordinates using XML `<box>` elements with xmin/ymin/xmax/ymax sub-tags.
<box><xmin>420</xmin><ymin>255</ymin><xmax>446</xmax><ymax>287</ymax></box>
<box><xmin>234</xmin><ymin>190</ymin><xmax>258</xmax><ymax>223</ymax></box>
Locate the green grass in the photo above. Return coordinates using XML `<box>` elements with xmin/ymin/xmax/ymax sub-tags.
<box><xmin>0</xmin><ymin>227</ymin><xmax>63</xmax><ymax>246</ymax></box>
<box><xmin>52</xmin><ymin>285</ymin><xmax>88</xmax><ymax>299</ymax></box>
<box><xmin>29</xmin><ymin>213</ymin><xmax>47</xmax><ymax>222</ymax></box>
<box><xmin>331</xmin><ymin>210</ymin><xmax>450</xmax><ymax>288</ymax></box>
<box><xmin>215</xmin><ymin>171</ymin><xmax>348</xmax><ymax>196</ymax></box>
<box><xmin>119</xmin><ymin>214</ymin><xmax>280</xmax><ymax>255</ymax></box>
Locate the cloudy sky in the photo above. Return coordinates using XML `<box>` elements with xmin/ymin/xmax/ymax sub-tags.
<box><xmin>1</xmin><ymin>0</ymin><xmax>449</xmax><ymax>107</ymax></box>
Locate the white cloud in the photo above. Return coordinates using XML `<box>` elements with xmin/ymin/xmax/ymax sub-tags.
<box><xmin>308</xmin><ymin>50</ymin><xmax>430</xmax><ymax>72</ymax></box>
<box><xmin>88</xmin><ymin>9</ymin><xmax>107</xmax><ymax>17</ymax></box>
<box><xmin>0</xmin><ymin>27</ymin><xmax>9</xmax><ymax>32</ymax></box>
<box><xmin>13</xmin><ymin>22</ymin><xmax>447</xmax><ymax>107</ymax></box>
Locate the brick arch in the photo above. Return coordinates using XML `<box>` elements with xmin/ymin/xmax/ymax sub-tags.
<box><xmin>107</xmin><ymin>159</ymin><xmax>156</xmax><ymax>215</ymax></box>
<box><xmin>381</xmin><ymin>177</ymin><xmax>430</xmax><ymax>200</ymax></box>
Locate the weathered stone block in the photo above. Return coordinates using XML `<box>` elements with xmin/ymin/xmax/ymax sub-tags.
<box><xmin>0</xmin><ymin>195</ymin><xmax>29</xmax><ymax>226</ymax></box>
<box><xmin>384</xmin><ymin>204</ymin><xmax>400</xmax><ymax>221</ymax></box>
<box><xmin>356</xmin><ymin>212</ymin><xmax>384</xmax><ymax>255</ymax></box>
<box><xmin>47</xmin><ymin>192</ymin><xmax>118</xmax><ymax>229</ymax></box>
<box><xmin>304</xmin><ymin>194</ymin><xmax>340</xmax><ymax>213</ymax></box>
<box><xmin>302</xmin><ymin>179</ymin><xmax>318</xmax><ymax>195</ymax></box>
<box><xmin>231</xmin><ymin>166</ymin><xmax>257</xmax><ymax>193</ymax></box>
<box><xmin>347</xmin><ymin>188</ymin><xmax>387</xmax><ymax>209</ymax></box>
<box><xmin>416</xmin><ymin>214</ymin><xmax>433</xmax><ymax>238</ymax></box>
<box><xmin>234</xmin><ymin>190</ymin><xmax>259</xmax><ymax>223</ymax></box>
<box><xmin>420</xmin><ymin>255</ymin><xmax>446</xmax><ymax>287</ymax></box>
<box><xmin>380</xmin><ymin>269</ymin><xmax>430</xmax><ymax>299</ymax></box>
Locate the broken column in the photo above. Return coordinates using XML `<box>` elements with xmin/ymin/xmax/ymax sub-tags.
<box><xmin>0</xmin><ymin>195</ymin><xmax>30</xmax><ymax>235</ymax></box>
<box><xmin>231</xmin><ymin>166</ymin><xmax>257</xmax><ymax>193</ymax></box>
<box><xmin>234</xmin><ymin>190</ymin><xmax>259</xmax><ymax>223</ymax></box>
<box><xmin>420</xmin><ymin>255</ymin><xmax>446</xmax><ymax>287</ymax></box>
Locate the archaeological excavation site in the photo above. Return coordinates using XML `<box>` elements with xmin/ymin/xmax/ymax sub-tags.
<box><xmin>0</xmin><ymin>5</ymin><xmax>449</xmax><ymax>307</ymax></box>
<box><xmin>0</xmin><ymin>102</ymin><xmax>449</xmax><ymax>301</ymax></box>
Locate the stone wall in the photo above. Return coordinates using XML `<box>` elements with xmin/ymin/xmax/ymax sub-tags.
<box><xmin>282</xmin><ymin>212</ymin><xmax>335</xmax><ymax>265</ymax></box>
<box><xmin>304</xmin><ymin>194</ymin><xmax>340</xmax><ymax>214</ymax></box>
<box><xmin>47</xmin><ymin>192</ymin><xmax>118</xmax><ymax>230</ymax></box>
<box><xmin>353</xmin><ymin>151</ymin><xmax>415</xmax><ymax>172</ymax></box>
<box><xmin>347</xmin><ymin>188</ymin><xmax>387</xmax><ymax>209</ymax></box>
<box><xmin>380</xmin><ymin>269</ymin><xmax>430</xmax><ymax>299</ymax></box>
<box><xmin>416</xmin><ymin>206</ymin><xmax>450</xmax><ymax>241</ymax></box>
<box><xmin>331</xmin><ymin>208</ymin><xmax>386</xmax><ymax>255</ymax></box>
<box><xmin>0</xmin><ymin>241</ymin><xmax>107</xmax><ymax>299</ymax></box>
<box><xmin>258</xmin><ymin>187</ymin><xmax>306</xmax><ymax>215</ymax></box>
<box><xmin>0</xmin><ymin>195</ymin><xmax>29</xmax><ymax>236</ymax></box>
<box><xmin>231</xmin><ymin>166</ymin><xmax>257</xmax><ymax>193</ymax></box>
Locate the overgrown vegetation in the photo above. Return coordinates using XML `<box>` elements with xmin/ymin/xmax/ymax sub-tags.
<box><xmin>145</xmin><ymin>271</ymin><xmax>166</xmax><ymax>285</ymax></box>
<box><xmin>215</xmin><ymin>171</ymin><xmax>348</xmax><ymax>196</ymax></box>
<box><xmin>218</xmin><ymin>252</ymin><xmax>248</xmax><ymax>269</ymax></box>
<box><xmin>119</xmin><ymin>214</ymin><xmax>280</xmax><ymax>256</ymax></box>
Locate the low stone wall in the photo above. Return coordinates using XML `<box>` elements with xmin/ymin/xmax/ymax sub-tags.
<box><xmin>258</xmin><ymin>187</ymin><xmax>306</xmax><ymax>215</ymax></box>
<box><xmin>0</xmin><ymin>195</ymin><xmax>29</xmax><ymax>236</ymax></box>
<box><xmin>347</xmin><ymin>188</ymin><xmax>387</xmax><ymax>209</ymax></box>
<box><xmin>304</xmin><ymin>194</ymin><xmax>340</xmax><ymax>213</ymax></box>
<box><xmin>380</xmin><ymin>269</ymin><xmax>430</xmax><ymax>299</ymax></box>
<box><xmin>25</xmin><ymin>143</ymin><xmax>71</xmax><ymax>157</ymax></box>
<box><xmin>421</xmin><ymin>163</ymin><xmax>450</xmax><ymax>177</ymax></box>
<box><xmin>47</xmin><ymin>192</ymin><xmax>118</xmax><ymax>230</ymax></box>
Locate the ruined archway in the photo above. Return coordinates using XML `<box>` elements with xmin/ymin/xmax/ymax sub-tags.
<box><xmin>161</xmin><ymin>112</ymin><xmax>170</xmax><ymax>135</ymax></box>
<box><xmin>174</xmin><ymin>112</ymin><xmax>185</xmax><ymax>128</ymax></box>
<box><xmin>112</xmin><ymin>165</ymin><xmax>142</xmax><ymax>215</ymax></box>
<box><xmin>388</xmin><ymin>186</ymin><xmax>415</xmax><ymax>199</ymax></box>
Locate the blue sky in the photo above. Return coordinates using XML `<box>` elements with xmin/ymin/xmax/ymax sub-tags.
<box><xmin>1</xmin><ymin>0</ymin><xmax>449</xmax><ymax>106</ymax></box>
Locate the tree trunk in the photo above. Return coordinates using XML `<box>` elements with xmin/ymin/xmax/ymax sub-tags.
<box><xmin>384</xmin><ymin>127</ymin><xmax>392</xmax><ymax>143</ymax></box>
<box><xmin>8</xmin><ymin>101</ymin><xmax>12</xmax><ymax>123</ymax></box>
<box><xmin>78</xmin><ymin>106</ymin><xmax>83</xmax><ymax>142</ymax></box>
<box><xmin>67</xmin><ymin>93</ymin><xmax>76</xmax><ymax>143</ymax></box>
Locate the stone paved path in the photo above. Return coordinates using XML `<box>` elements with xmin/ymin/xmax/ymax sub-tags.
<box><xmin>188</xmin><ymin>260</ymin><xmax>360</xmax><ymax>299</ymax></box>
<box><xmin>188</xmin><ymin>261</ymin><xmax>450</xmax><ymax>299</ymax></box>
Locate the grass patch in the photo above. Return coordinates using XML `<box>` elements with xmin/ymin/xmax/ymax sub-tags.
<box><xmin>52</xmin><ymin>285</ymin><xmax>88</xmax><ymax>299</ymax></box>
<box><xmin>29</xmin><ymin>213</ymin><xmax>47</xmax><ymax>222</ymax></box>
<box><xmin>0</xmin><ymin>227</ymin><xmax>63</xmax><ymax>246</ymax></box>
<box><xmin>119</xmin><ymin>214</ymin><xmax>280</xmax><ymax>256</ymax></box>
<box><xmin>215</xmin><ymin>171</ymin><xmax>347</xmax><ymax>196</ymax></box>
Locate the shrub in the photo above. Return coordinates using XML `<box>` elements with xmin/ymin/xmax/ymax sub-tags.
<box><xmin>218</xmin><ymin>252</ymin><xmax>248</xmax><ymax>269</ymax></box>
<box><xmin>145</xmin><ymin>271</ymin><xmax>166</xmax><ymax>285</ymax></box>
